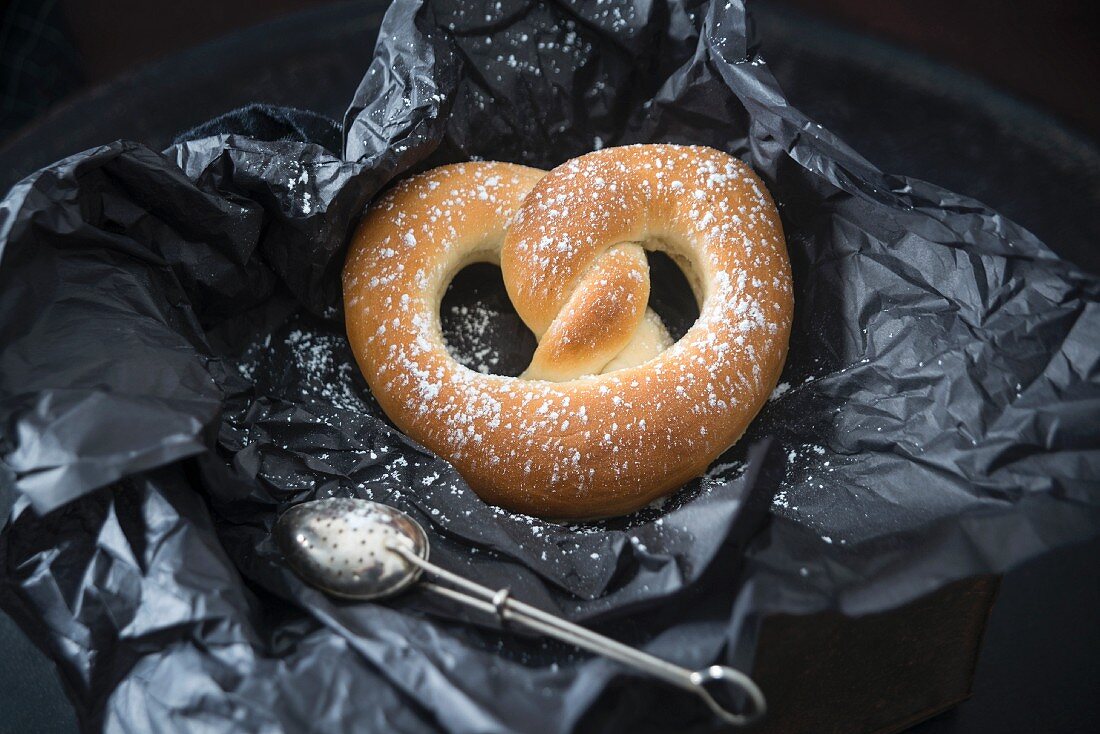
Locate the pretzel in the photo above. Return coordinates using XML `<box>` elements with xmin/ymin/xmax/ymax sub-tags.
<box><xmin>343</xmin><ymin>145</ymin><xmax>792</xmax><ymax>518</ymax></box>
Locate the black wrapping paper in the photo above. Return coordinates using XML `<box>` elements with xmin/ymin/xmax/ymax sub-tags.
<box><xmin>2</xmin><ymin>0</ymin><xmax>1099</xmax><ymax>732</ymax></box>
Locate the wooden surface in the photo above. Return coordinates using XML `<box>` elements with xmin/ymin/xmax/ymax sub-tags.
<box><xmin>752</xmin><ymin>576</ymin><xmax>1000</xmax><ymax>734</ymax></box>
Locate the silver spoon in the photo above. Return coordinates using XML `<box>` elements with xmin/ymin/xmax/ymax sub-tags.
<box><xmin>274</xmin><ymin>498</ymin><xmax>766</xmax><ymax>727</ymax></box>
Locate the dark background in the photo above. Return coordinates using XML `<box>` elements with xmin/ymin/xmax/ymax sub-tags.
<box><xmin>0</xmin><ymin>1</ymin><xmax>1097</xmax><ymax>733</ymax></box>
<box><xmin>2</xmin><ymin>0</ymin><xmax>1097</xmax><ymax>140</ymax></box>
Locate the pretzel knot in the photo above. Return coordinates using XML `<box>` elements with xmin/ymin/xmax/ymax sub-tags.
<box><xmin>504</xmin><ymin>179</ymin><xmax>672</xmax><ymax>381</ymax></box>
<box><xmin>344</xmin><ymin>144</ymin><xmax>792</xmax><ymax>518</ymax></box>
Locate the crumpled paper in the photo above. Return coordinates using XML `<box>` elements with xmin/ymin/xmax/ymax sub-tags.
<box><xmin>1</xmin><ymin>0</ymin><xmax>1097</xmax><ymax>731</ymax></box>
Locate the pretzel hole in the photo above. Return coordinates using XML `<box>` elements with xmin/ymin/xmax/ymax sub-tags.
<box><xmin>439</xmin><ymin>252</ymin><xmax>702</xmax><ymax>377</ymax></box>
<box><xmin>645</xmin><ymin>250</ymin><xmax>700</xmax><ymax>343</ymax></box>
<box><xmin>440</xmin><ymin>262</ymin><xmax>536</xmax><ymax>377</ymax></box>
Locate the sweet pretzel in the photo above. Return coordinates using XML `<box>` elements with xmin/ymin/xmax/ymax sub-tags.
<box><xmin>343</xmin><ymin>144</ymin><xmax>792</xmax><ymax>518</ymax></box>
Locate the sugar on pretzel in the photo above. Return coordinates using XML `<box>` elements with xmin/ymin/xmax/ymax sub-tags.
<box><xmin>343</xmin><ymin>144</ymin><xmax>792</xmax><ymax>518</ymax></box>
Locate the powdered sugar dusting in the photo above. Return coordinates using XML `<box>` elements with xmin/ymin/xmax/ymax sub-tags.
<box><xmin>344</xmin><ymin>145</ymin><xmax>792</xmax><ymax>515</ymax></box>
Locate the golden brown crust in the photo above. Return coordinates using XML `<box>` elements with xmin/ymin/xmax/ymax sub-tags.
<box><xmin>343</xmin><ymin>145</ymin><xmax>792</xmax><ymax>518</ymax></box>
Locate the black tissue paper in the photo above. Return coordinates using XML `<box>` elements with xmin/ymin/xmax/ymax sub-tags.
<box><xmin>1</xmin><ymin>0</ymin><xmax>1098</xmax><ymax>732</ymax></box>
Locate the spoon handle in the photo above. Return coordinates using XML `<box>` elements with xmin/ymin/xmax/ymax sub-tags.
<box><xmin>394</xmin><ymin>547</ymin><xmax>766</xmax><ymax>727</ymax></box>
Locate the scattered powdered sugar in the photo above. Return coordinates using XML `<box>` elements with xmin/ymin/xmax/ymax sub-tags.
<box><xmin>443</xmin><ymin>303</ymin><xmax>501</xmax><ymax>373</ymax></box>
<box><xmin>284</xmin><ymin>162</ymin><xmax>316</xmax><ymax>216</ymax></box>
<box><xmin>238</xmin><ymin>359</ymin><xmax>258</xmax><ymax>382</ymax></box>
<box><xmin>772</xmin><ymin>441</ymin><xmax>851</xmax><ymax>543</ymax></box>
<box><xmin>233</xmin><ymin>332</ymin><xmax>271</xmax><ymax>387</ymax></box>
<box><xmin>706</xmin><ymin>460</ymin><xmax>746</xmax><ymax>480</ymax></box>
<box><xmin>285</xmin><ymin>328</ymin><xmax>366</xmax><ymax>413</ymax></box>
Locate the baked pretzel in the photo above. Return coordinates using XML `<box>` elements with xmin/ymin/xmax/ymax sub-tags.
<box><xmin>344</xmin><ymin>145</ymin><xmax>792</xmax><ymax>518</ymax></box>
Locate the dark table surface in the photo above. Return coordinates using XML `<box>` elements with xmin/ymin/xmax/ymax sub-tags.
<box><xmin>1</xmin><ymin>2</ymin><xmax>1097</xmax><ymax>732</ymax></box>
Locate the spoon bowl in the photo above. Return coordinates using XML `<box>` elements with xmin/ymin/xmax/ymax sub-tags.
<box><xmin>274</xmin><ymin>498</ymin><xmax>428</xmax><ymax>599</ymax></box>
